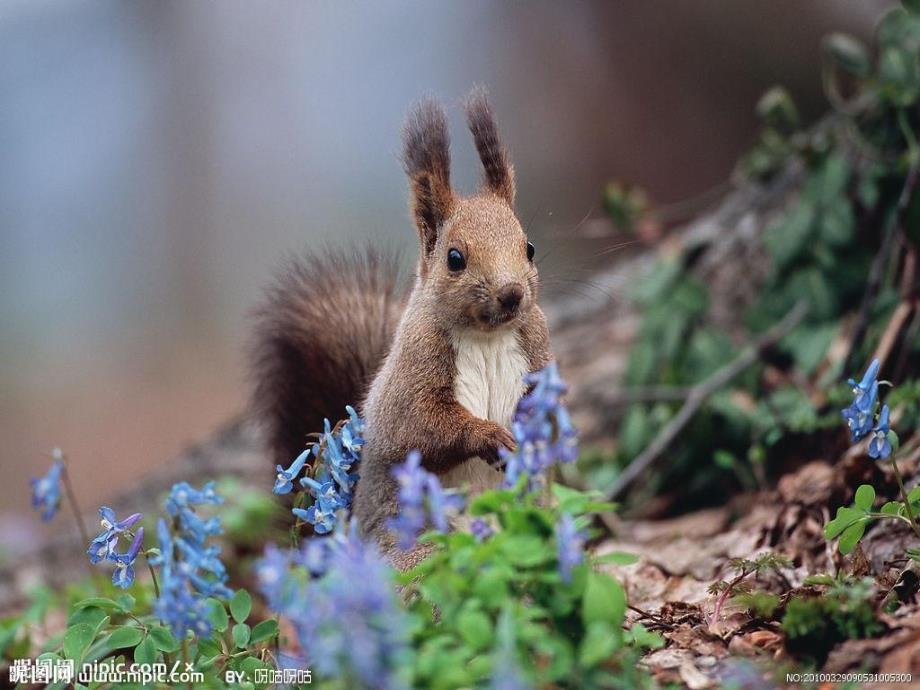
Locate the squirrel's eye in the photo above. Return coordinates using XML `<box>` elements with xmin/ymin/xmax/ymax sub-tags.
<box><xmin>447</xmin><ymin>248</ymin><xmax>466</xmax><ymax>272</ymax></box>
<box><xmin>526</xmin><ymin>241</ymin><xmax>535</xmax><ymax>262</ymax></box>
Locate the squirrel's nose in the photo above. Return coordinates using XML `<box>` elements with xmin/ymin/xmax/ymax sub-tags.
<box><xmin>496</xmin><ymin>283</ymin><xmax>524</xmax><ymax>312</ymax></box>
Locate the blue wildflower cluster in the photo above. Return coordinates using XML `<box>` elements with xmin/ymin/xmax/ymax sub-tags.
<box><xmin>841</xmin><ymin>359</ymin><xmax>892</xmax><ymax>459</ymax></box>
<box><xmin>86</xmin><ymin>507</ymin><xmax>145</xmax><ymax>588</ymax></box>
<box><xmin>273</xmin><ymin>406</ymin><xmax>364</xmax><ymax>534</ymax></box>
<box><xmin>502</xmin><ymin>362</ymin><xmax>578</xmax><ymax>492</ymax></box>
<box><xmin>30</xmin><ymin>449</ymin><xmax>65</xmax><ymax>522</ymax></box>
<box><xmin>555</xmin><ymin>513</ymin><xmax>586</xmax><ymax>584</ymax></box>
<box><xmin>255</xmin><ymin>526</ymin><xmax>411</xmax><ymax>690</ymax></box>
<box><xmin>388</xmin><ymin>450</ymin><xmax>465</xmax><ymax>550</ymax></box>
<box><xmin>151</xmin><ymin>481</ymin><xmax>232</xmax><ymax>637</ymax></box>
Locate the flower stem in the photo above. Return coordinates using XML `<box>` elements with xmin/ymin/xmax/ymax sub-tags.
<box><xmin>60</xmin><ymin>462</ymin><xmax>91</xmax><ymax>546</ymax></box>
<box><xmin>891</xmin><ymin>454</ymin><xmax>920</xmax><ymax>539</ymax></box>
<box><xmin>143</xmin><ymin>550</ymin><xmax>161</xmax><ymax>599</ymax></box>
<box><xmin>181</xmin><ymin>638</ymin><xmax>192</xmax><ymax>690</ymax></box>
<box><xmin>59</xmin><ymin>457</ymin><xmax>103</xmax><ymax>585</ymax></box>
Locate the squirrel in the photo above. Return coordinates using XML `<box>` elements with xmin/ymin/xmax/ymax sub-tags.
<box><xmin>250</xmin><ymin>89</ymin><xmax>552</xmax><ymax>564</ymax></box>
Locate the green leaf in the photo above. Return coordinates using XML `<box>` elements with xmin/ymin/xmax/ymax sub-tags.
<box><xmin>628</xmin><ymin>623</ymin><xmax>665</xmax><ymax>650</ymax></box>
<box><xmin>147</xmin><ymin>625</ymin><xmax>180</xmax><ymax>652</ymax></box>
<box><xmin>241</xmin><ymin>656</ymin><xmax>272</xmax><ymax>687</ymax></box>
<box><xmin>72</xmin><ymin>597</ymin><xmax>127</xmax><ymax>613</ymax></box>
<box><xmin>63</xmin><ymin>624</ymin><xmax>95</xmax><ymax>664</ymax></box>
<box><xmin>250</xmin><ymin>619</ymin><xmax>279</xmax><ymax>644</ymax></box>
<box><xmin>579</xmin><ymin>621</ymin><xmax>618</xmax><ymax>667</ymax></box>
<box><xmin>501</xmin><ymin>535</ymin><xmax>551</xmax><ymax>567</ymax></box>
<box><xmin>197</xmin><ymin>637</ymin><xmax>222</xmax><ymax>658</ymax></box>
<box><xmin>582</xmin><ymin>572</ymin><xmax>626</xmax><ymax>627</ymax></box>
<box><xmin>456</xmin><ymin>608</ymin><xmax>492</xmax><ymax>651</ymax></box>
<box><xmin>880</xmin><ymin>501</ymin><xmax>903</xmax><ymax>516</ymax></box>
<box><xmin>824</xmin><ymin>33</ymin><xmax>871</xmax><ymax>77</ymax></box>
<box><xmin>67</xmin><ymin>606</ymin><xmax>108</xmax><ymax>631</ymax></box>
<box><xmin>106</xmin><ymin>626</ymin><xmax>145</xmax><ymax>650</ymax></box>
<box><xmin>134</xmin><ymin>636</ymin><xmax>157</xmax><ymax>665</ymax></box>
<box><xmin>764</xmin><ymin>203</ymin><xmax>815</xmax><ymax>269</ymax></box>
<box><xmin>854</xmin><ymin>484</ymin><xmax>876</xmax><ymax>511</ymax></box>
<box><xmin>207</xmin><ymin>598</ymin><xmax>230</xmax><ymax>633</ymax></box>
<box><xmin>756</xmin><ymin>86</ymin><xmax>799</xmax><ymax>131</ymax></box>
<box><xmin>908</xmin><ymin>486</ymin><xmax>920</xmax><ymax>505</ymax></box>
<box><xmin>825</xmin><ymin>506</ymin><xmax>866</xmax><ymax>538</ymax></box>
<box><xmin>594</xmin><ymin>551</ymin><xmax>639</xmax><ymax>566</ymax></box>
<box><xmin>888</xmin><ymin>430</ymin><xmax>901</xmax><ymax>453</ymax></box>
<box><xmin>114</xmin><ymin>593</ymin><xmax>136</xmax><ymax>612</ymax></box>
<box><xmin>839</xmin><ymin>521</ymin><xmax>868</xmax><ymax>555</ymax></box>
<box><xmin>230</xmin><ymin>589</ymin><xmax>251</xmax><ymax>624</ymax></box>
<box><xmin>232</xmin><ymin>623</ymin><xmax>251</xmax><ymax>649</ymax></box>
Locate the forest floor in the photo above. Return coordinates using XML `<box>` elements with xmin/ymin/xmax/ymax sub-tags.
<box><xmin>599</xmin><ymin>449</ymin><xmax>920</xmax><ymax>688</ymax></box>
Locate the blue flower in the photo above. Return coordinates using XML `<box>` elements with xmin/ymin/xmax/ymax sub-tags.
<box><xmin>274</xmin><ymin>449</ymin><xmax>311</xmax><ymax>495</ymax></box>
<box><xmin>555</xmin><ymin>513</ymin><xmax>586</xmax><ymax>584</ymax></box>
<box><xmin>278</xmin><ymin>407</ymin><xmax>366</xmax><ymax>534</ymax></box>
<box><xmin>166</xmin><ymin>481</ymin><xmax>222</xmax><ymax>514</ymax></box>
<box><xmin>470</xmin><ymin>518</ymin><xmax>494</xmax><ymax>542</ymax></box>
<box><xmin>31</xmin><ymin>453</ymin><xmax>65</xmax><ymax>522</ymax></box>
<box><xmin>255</xmin><ymin>543</ymin><xmax>294</xmax><ymax>611</ymax></box>
<box><xmin>388</xmin><ymin>451</ymin><xmax>464</xmax><ymax>550</ymax></box>
<box><xmin>256</xmin><ymin>525</ymin><xmax>410</xmax><ymax>690</ymax></box>
<box><xmin>293</xmin><ymin>505</ymin><xmax>336</xmax><ymax>535</ymax></box>
<box><xmin>152</xmin><ymin>482</ymin><xmax>231</xmax><ymax>637</ymax></box>
<box><xmin>111</xmin><ymin>527</ymin><xmax>144</xmax><ymax>589</ymax></box>
<box><xmin>868</xmin><ymin>404</ymin><xmax>892</xmax><ymax>459</ymax></box>
<box><xmin>87</xmin><ymin>507</ymin><xmax>143</xmax><ymax>564</ymax></box>
<box><xmin>297</xmin><ymin>538</ymin><xmax>333</xmax><ymax>577</ymax></box>
<box><xmin>842</xmin><ymin>359</ymin><xmax>880</xmax><ymax>443</ymax></box>
<box><xmin>490</xmin><ymin>609</ymin><xmax>531</xmax><ymax>690</ymax></box>
<box><xmin>503</xmin><ymin>362</ymin><xmax>578</xmax><ymax>492</ymax></box>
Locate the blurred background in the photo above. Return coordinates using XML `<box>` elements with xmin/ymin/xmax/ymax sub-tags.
<box><xmin>0</xmin><ymin>0</ymin><xmax>892</xmax><ymax>551</ymax></box>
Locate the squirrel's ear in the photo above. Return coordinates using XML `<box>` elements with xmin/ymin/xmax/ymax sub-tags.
<box><xmin>465</xmin><ymin>87</ymin><xmax>515</xmax><ymax>207</ymax></box>
<box><xmin>403</xmin><ymin>100</ymin><xmax>455</xmax><ymax>261</ymax></box>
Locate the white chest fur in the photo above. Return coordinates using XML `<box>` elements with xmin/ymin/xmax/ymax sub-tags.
<box><xmin>441</xmin><ymin>328</ymin><xmax>529</xmax><ymax>493</ymax></box>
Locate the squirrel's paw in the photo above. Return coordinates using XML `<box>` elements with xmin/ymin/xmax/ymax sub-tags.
<box><xmin>474</xmin><ymin>421</ymin><xmax>516</xmax><ymax>468</ymax></box>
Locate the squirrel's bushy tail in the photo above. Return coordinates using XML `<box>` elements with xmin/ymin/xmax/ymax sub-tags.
<box><xmin>250</xmin><ymin>248</ymin><xmax>404</xmax><ymax>467</ymax></box>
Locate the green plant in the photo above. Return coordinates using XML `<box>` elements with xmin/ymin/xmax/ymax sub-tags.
<box><xmin>399</xmin><ymin>483</ymin><xmax>660</xmax><ymax>689</ymax></box>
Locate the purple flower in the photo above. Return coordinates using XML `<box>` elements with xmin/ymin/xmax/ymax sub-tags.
<box><xmin>555</xmin><ymin>514</ymin><xmax>586</xmax><ymax>584</ymax></box>
<box><xmin>503</xmin><ymin>362</ymin><xmax>578</xmax><ymax>492</ymax></box>
<box><xmin>388</xmin><ymin>451</ymin><xmax>464</xmax><ymax>550</ymax></box>
<box><xmin>111</xmin><ymin>528</ymin><xmax>144</xmax><ymax>589</ymax></box>
<box><xmin>470</xmin><ymin>518</ymin><xmax>494</xmax><ymax>542</ymax></box>
<box><xmin>842</xmin><ymin>359</ymin><xmax>880</xmax><ymax>443</ymax></box>
<box><xmin>87</xmin><ymin>507</ymin><xmax>143</xmax><ymax>564</ymax></box>
<box><xmin>868</xmin><ymin>404</ymin><xmax>892</xmax><ymax>459</ymax></box>
<box><xmin>31</xmin><ymin>452</ymin><xmax>64</xmax><ymax>522</ymax></box>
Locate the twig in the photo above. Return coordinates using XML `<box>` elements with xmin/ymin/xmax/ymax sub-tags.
<box><xmin>605</xmin><ymin>301</ymin><xmax>808</xmax><ymax>500</ymax></box>
<box><xmin>871</xmin><ymin>301</ymin><xmax>914</xmax><ymax>370</ymax></box>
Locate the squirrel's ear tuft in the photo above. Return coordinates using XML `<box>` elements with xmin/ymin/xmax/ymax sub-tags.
<box><xmin>403</xmin><ymin>100</ymin><xmax>455</xmax><ymax>261</ymax></box>
<box><xmin>465</xmin><ymin>87</ymin><xmax>515</xmax><ymax>207</ymax></box>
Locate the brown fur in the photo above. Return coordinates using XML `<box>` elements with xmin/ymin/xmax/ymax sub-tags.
<box><xmin>250</xmin><ymin>90</ymin><xmax>552</xmax><ymax>570</ymax></box>
<box><xmin>249</xmin><ymin>248</ymin><xmax>404</xmax><ymax>468</ymax></box>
